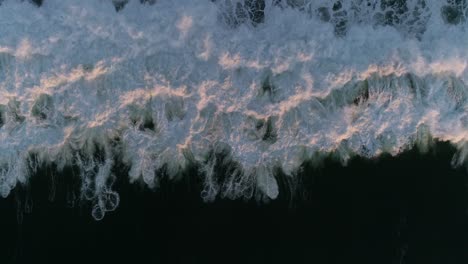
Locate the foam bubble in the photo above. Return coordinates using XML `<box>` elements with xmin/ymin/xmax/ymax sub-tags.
<box><xmin>0</xmin><ymin>0</ymin><xmax>467</xmax><ymax>218</ymax></box>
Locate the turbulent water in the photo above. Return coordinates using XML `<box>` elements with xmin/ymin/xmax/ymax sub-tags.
<box><xmin>1</xmin><ymin>0</ymin><xmax>468</xmax><ymax>219</ymax></box>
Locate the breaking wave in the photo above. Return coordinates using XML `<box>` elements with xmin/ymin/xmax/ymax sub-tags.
<box><xmin>1</xmin><ymin>0</ymin><xmax>468</xmax><ymax>219</ymax></box>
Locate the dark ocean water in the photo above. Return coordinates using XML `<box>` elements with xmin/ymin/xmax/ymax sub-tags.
<box><xmin>1</xmin><ymin>1</ymin><xmax>468</xmax><ymax>263</ymax></box>
<box><xmin>1</xmin><ymin>141</ymin><xmax>467</xmax><ymax>264</ymax></box>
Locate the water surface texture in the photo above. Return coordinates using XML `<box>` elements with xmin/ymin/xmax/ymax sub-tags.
<box><xmin>0</xmin><ymin>0</ymin><xmax>468</xmax><ymax>220</ymax></box>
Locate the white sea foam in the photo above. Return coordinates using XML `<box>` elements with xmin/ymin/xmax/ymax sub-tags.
<box><xmin>1</xmin><ymin>0</ymin><xmax>468</xmax><ymax>219</ymax></box>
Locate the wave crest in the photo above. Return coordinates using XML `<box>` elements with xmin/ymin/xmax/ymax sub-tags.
<box><xmin>1</xmin><ymin>0</ymin><xmax>468</xmax><ymax>219</ymax></box>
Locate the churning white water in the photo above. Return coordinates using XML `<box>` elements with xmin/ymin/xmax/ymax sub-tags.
<box><xmin>0</xmin><ymin>0</ymin><xmax>468</xmax><ymax>219</ymax></box>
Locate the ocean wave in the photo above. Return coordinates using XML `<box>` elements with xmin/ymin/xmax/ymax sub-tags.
<box><xmin>1</xmin><ymin>0</ymin><xmax>468</xmax><ymax>219</ymax></box>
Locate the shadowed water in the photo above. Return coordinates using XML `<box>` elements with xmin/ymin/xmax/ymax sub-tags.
<box><xmin>0</xmin><ymin>141</ymin><xmax>467</xmax><ymax>264</ymax></box>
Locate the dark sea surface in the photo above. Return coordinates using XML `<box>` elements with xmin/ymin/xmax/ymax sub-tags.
<box><xmin>0</xmin><ymin>141</ymin><xmax>467</xmax><ymax>264</ymax></box>
<box><xmin>1</xmin><ymin>1</ymin><xmax>468</xmax><ymax>263</ymax></box>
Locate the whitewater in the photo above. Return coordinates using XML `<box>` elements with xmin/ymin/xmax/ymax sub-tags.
<box><xmin>1</xmin><ymin>0</ymin><xmax>468</xmax><ymax>219</ymax></box>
